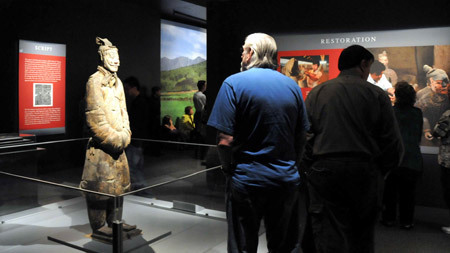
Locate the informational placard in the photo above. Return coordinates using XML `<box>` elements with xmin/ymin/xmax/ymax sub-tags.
<box><xmin>18</xmin><ymin>40</ymin><xmax>66</xmax><ymax>135</ymax></box>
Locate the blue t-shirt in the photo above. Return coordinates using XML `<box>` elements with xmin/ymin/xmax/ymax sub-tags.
<box><xmin>208</xmin><ymin>68</ymin><xmax>309</xmax><ymax>189</ymax></box>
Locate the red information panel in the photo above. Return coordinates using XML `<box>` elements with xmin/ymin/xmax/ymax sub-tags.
<box><xmin>18</xmin><ymin>40</ymin><xmax>66</xmax><ymax>135</ymax></box>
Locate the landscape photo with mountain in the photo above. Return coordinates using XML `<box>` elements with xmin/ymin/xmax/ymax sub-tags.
<box><xmin>160</xmin><ymin>19</ymin><xmax>206</xmax><ymax>125</ymax></box>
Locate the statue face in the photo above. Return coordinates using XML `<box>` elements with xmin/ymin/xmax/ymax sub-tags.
<box><xmin>431</xmin><ymin>78</ymin><xmax>448</xmax><ymax>95</ymax></box>
<box><xmin>103</xmin><ymin>49</ymin><xmax>120</xmax><ymax>72</ymax></box>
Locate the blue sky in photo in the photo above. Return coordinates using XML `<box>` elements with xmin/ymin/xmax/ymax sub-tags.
<box><xmin>161</xmin><ymin>22</ymin><xmax>206</xmax><ymax>60</ymax></box>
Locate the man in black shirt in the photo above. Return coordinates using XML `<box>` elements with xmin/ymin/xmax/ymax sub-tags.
<box><xmin>304</xmin><ymin>45</ymin><xmax>404</xmax><ymax>253</ymax></box>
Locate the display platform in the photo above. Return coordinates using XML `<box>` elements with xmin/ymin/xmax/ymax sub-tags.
<box><xmin>0</xmin><ymin>195</ymin><xmax>269</xmax><ymax>253</ymax></box>
<box><xmin>0</xmin><ymin>138</ymin><xmax>230</xmax><ymax>252</ymax></box>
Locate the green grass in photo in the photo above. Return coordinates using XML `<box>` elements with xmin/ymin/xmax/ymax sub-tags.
<box><xmin>161</xmin><ymin>91</ymin><xmax>195</xmax><ymax>126</ymax></box>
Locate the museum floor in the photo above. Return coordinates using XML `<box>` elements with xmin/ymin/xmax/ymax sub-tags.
<box><xmin>1</xmin><ymin>186</ymin><xmax>450</xmax><ymax>252</ymax></box>
<box><xmin>1</xmin><ymin>140</ymin><xmax>450</xmax><ymax>252</ymax></box>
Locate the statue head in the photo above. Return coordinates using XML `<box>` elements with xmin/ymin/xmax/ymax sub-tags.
<box><xmin>96</xmin><ymin>37</ymin><xmax>120</xmax><ymax>73</ymax></box>
<box><xmin>424</xmin><ymin>65</ymin><xmax>449</xmax><ymax>95</ymax></box>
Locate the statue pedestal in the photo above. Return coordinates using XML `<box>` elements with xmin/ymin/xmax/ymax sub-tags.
<box><xmin>91</xmin><ymin>224</ymin><xmax>142</xmax><ymax>244</ymax></box>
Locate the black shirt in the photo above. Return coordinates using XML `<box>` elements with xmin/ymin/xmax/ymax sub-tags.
<box><xmin>305</xmin><ymin>68</ymin><xmax>404</xmax><ymax>172</ymax></box>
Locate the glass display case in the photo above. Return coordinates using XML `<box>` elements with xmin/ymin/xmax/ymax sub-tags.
<box><xmin>0</xmin><ymin>138</ymin><xmax>230</xmax><ymax>253</ymax></box>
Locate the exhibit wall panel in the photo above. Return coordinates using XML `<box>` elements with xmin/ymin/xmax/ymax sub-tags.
<box><xmin>275</xmin><ymin>27</ymin><xmax>450</xmax><ymax>151</ymax></box>
<box><xmin>274</xmin><ymin>27</ymin><xmax>450</xmax><ymax>208</ymax></box>
<box><xmin>0</xmin><ymin>0</ymin><xmax>161</xmax><ymax>139</ymax></box>
<box><xmin>160</xmin><ymin>19</ymin><xmax>207</xmax><ymax>123</ymax></box>
<box><xmin>18</xmin><ymin>40</ymin><xmax>66</xmax><ymax>136</ymax></box>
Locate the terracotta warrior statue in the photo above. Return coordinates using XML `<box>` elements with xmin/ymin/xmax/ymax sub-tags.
<box><xmin>80</xmin><ymin>37</ymin><xmax>137</xmax><ymax>240</ymax></box>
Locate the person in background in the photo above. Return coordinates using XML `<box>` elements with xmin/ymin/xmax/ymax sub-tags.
<box><xmin>193</xmin><ymin>80</ymin><xmax>207</xmax><ymax>140</ymax></box>
<box><xmin>123</xmin><ymin>76</ymin><xmax>148</xmax><ymax>190</ymax></box>
<box><xmin>368</xmin><ymin>60</ymin><xmax>394</xmax><ymax>93</ymax></box>
<box><xmin>179</xmin><ymin>106</ymin><xmax>195</xmax><ymax>142</ymax></box>
<box><xmin>193</xmin><ymin>80</ymin><xmax>208</xmax><ymax>158</ymax></box>
<box><xmin>304</xmin><ymin>45</ymin><xmax>403</xmax><ymax>252</ymax></box>
<box><xmin>378</xmin><ymin>50</ymin><xmax>398</xmax><ymax>86</ymax></box>
<box><xmin>124</xmin><ymin>76</ymin><xmax>148</xmax><ymax>140</ymax></box>
<box><xmin>433</xmin><ymin>109</ymin><xmax>450</xmax><ymax>234</ymax></box>
<box><xmin>208</xmin><ymin>33</ymin><xmax>309</xmax><ymax>253</ymax></box>
<box><xmin>305</xmin><ymin>59</ymin><xmax>323</xmax><ymax>88</ymax></box>
<box><xmin>161</xmin><ymin>115</ymin><xmax>180</xmax><ymax>141</ymax></box>
<box><xmin>380</xmin><ymin>81</ymin><xmax>423</xmax><ymax>230</ymax></box>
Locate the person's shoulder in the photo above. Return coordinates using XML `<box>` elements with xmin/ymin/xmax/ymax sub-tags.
<box><xmin>223</xmin><ymin>71</ymin><xmax>245</xmax><ymax>85</ymax></box>
<box><xmin>366</xmin><ymin>81</ymin><xmax>386</xmax><ymax>94</ymax></box>
<box><xmin>223</xmin><ymin>68</ymin><xmax>265</xmax><ymax>86</ymax></box>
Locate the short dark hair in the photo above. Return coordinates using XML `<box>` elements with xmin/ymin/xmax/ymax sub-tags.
<box><xmin>151</xmin><ymin>86</ymin><xmax>161</xmax><ymax>94</ymax></box>
<box><xmin>162</xmin><ymin>115</ymin><xmax>172</xmax><ymax>125</ymax></box>
<box><xmin>394</xmin><ymin>81</ymin><xmax>416</xmax><ymax>107</ymax></box>
<box><xmin>185</xmin><ymin>106</ymin><xmax>193</xmax><ymax>114</ymax></box>
<box><xmin>197</xmin><ymin>80</ymin><xmax>206</xmax><ymax>90</ymax></box>
<box><xmin>124</xmin><ymin>76</ymin><xmax>140</xmax><ymax>90</ymax></box>
<box><xmin>338</xmin><ymin>45</ymin><xmax>374</xmax><ymax>71</ymax></box>
<box><xmin>370</xmin><ymin>61</ymin><xmax>386</xmax><ymax>75</ymax></box>
<box><xmin>312</xmin><ymin>60</ymin><xmax>320</xmax><ymax>66</ymax></box>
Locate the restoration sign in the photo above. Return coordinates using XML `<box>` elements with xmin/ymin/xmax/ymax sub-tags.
<box><xmin>18</xmin><ymin>40</ymin><xmax>66</xmax><ymax>135</ymax></box>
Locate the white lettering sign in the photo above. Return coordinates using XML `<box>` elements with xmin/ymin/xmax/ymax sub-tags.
<box><xmin>320</xmin><ymin>36</ymin><xmax>377</xmax><ymax>45</ymax></box>
<box><xmin>35</xmin><ymin>45</ymin><xmax>53</xmax><ymax>52</ymax></box>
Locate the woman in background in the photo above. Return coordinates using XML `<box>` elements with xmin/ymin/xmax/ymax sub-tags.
<box><xmin>161</xmin><ymin>115</ymin><xmax>180</xmax><ymax>141</ymax></box>
<box><xmin>381</xmin><ymin>81</ymin><xmax>423</xmax><ymax>229</ymax></box>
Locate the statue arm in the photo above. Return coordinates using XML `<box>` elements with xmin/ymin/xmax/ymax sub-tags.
<box><xmin>85</xmin><ymin>76</ymin><xmax>126</xmax><ymax>153</ymax></box>
<box><xmin>117</xmin><ymin>79</ymin><xmax>131</xmax><ymax>148</ymax></box>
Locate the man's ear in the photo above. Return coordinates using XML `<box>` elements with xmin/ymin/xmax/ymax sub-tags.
<box><xmin>243</xmin><ymin>48</ymin><xmax>253</xmax><ymax>63</ymax></box>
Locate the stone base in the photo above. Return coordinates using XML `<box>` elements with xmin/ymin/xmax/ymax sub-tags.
<box><xmin>90</xmin><ymin>224</ymin><xmax>142</xmax><ymax>244</ymax></box>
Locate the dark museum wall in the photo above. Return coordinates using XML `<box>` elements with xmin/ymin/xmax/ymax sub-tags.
<box><xmin>205</xmin><ymin>0</ymin><xmax>450</xmax><ymax>113</ymax></box>
<box><xmin>0</xmin><ymin>0</ymin><xmax>161</xmax><ymax>139</ymax></box>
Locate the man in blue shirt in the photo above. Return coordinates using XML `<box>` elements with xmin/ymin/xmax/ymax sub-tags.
<box><xmin>208</xmin><ymin>33</ymin><xmax>309</xmax><ymax>253</ymax></box>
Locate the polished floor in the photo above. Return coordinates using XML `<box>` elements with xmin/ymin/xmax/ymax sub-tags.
<box><xmin>1</xmin><ymin>184</ymin><xmax>450</xmax><ymax>252</ymax></box>
<box><xmin>1</xmin><ymin>141</ymin><xmax>450</xmax><ymax>252</ymax></box>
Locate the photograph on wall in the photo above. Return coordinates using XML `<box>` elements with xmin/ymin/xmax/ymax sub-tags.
<box><xmin>365</xmin><ymin>45</ymin><xmax>450</xmax><ymax>147</ymax></box>
<box><xmin>280</xmin><ymin>55</ymin><xmax>329</xmax><ymax>88</ymax></box>
<box><xmin>275</xmin><ymin>27</ymin><xmax>450</xmax><ymax>150</ymax></box>
<box><xmin>160</xmin><ymin>19</ymin><xmax>206</xmax><ymax>126</ymax></box>
<box><xmin>278</xmin><ymin>49</ymin><xmax>342</xmax><ymax>99</ymax></box>
<box><xmin>33</xmin><ymin>83</ymin><xmax>53</xmax><ymax>107</ymax></box>
<box><xmin>18</xmin><ymin>40</ymin><xmax>66</xmax><ymax>135</ymax></box>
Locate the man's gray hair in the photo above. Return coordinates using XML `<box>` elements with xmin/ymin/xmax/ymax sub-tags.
<box><xmin>244</xmin><ymin>33</ymin><xmax>278</xmax><ymax>70</ymax></box>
